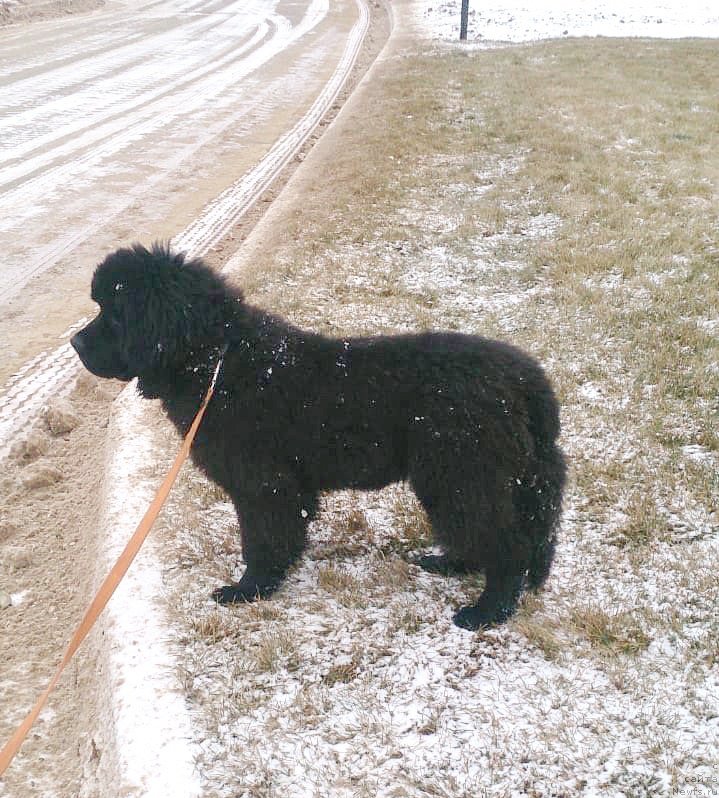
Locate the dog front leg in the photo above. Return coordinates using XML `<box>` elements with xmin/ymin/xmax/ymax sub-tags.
<box><xmin>213</xmin><ymin>485</ymin><xmax>318</xmax><ymax>605</ymax></box>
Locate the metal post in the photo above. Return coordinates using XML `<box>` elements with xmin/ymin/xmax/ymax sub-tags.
<box><xmin>460</xmin><ymin>0</ymin><xmax>469</xmax><ymax>40</ymax></box>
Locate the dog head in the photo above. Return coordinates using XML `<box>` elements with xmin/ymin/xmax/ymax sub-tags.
<box><xmin>71</xmin><ymin>242</ymin><xmax>231</xmax><ymax>381</ymax></box>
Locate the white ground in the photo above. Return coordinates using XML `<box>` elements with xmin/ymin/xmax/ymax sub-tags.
<box><xmin>0</xmin><ymin>0</ymin><xmax>364</xmax><ymax>448</ymax></box>
<box><xmin>415</xmin><ymin>0</ymin><xmax>719</xmax><ymax>43</ymax></box>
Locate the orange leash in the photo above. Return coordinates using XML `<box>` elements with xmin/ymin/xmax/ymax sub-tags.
<box><xmin>0</xmin><ymin>353</ymin><xmax>224</xmax><ymax>778</ymax></box>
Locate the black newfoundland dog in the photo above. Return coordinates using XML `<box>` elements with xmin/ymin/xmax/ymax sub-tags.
<box><xmin>72</xmin><ymin>243</ymin><xmax>566</xmax><ymax>629</ymax></box>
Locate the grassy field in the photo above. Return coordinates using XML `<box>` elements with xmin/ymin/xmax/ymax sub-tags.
<box><xmin>155</xmin><ymin>35</ymin><xmax>719</xmax><ymax>797</ymax></box>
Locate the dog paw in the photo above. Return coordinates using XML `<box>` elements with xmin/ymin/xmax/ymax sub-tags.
<box><xmin>452</xmin><ymin>601</ymin><xmax>516</xmax><ymax>631</ymax></box>
<box><xmin>212</xmin><ymin>579</ymin><xmax>278</xmax><ymax>605</ymax></box>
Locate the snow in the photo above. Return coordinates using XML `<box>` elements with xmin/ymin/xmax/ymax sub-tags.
<box><xmin>92</xmin><ymin>387</ymin><xmax>202</xmax><ymax>798</ymax></box>
<box><xmin>415</xmin><ymin>0</ymin><xmax>719</xmax><ymax>43</ymax></box>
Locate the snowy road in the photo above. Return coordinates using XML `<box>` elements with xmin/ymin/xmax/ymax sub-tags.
<box><xmin>0</xmin><ymin>0</ymin><xmax>369</xmax><ymax>454</ymax></box>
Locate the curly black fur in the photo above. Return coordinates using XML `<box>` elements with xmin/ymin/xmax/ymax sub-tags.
<box><xmin>72</xmin><ymin>243</ymin><xmax>566</xmax><ymax>629</ymax></box>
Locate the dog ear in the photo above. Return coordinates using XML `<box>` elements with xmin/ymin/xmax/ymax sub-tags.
<box><xmin>112</xmin><ymin>243</ymin><xmax>231</xmax><ymax>374</ymax></box>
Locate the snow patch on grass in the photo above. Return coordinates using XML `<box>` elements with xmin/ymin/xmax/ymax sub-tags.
<box><xmin>413</xmin><ymin>0</ymin><xmax>719</xmax><ymax>44</ymax></box>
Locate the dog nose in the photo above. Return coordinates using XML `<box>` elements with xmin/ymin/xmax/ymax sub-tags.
<box><xmin>70</xmin><ymin>333</ymin><xmax>84</xmax><ymax>355</ymax></box>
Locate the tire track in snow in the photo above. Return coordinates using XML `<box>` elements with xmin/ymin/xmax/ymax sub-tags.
<box><xmin>176</xmin><ymin>0</ymin><xmax>369</xmax><ymax>256</ymax></box>
<box><xmin>0</xmin><ymin>319</ymin><xmax>89</xmax><ymax>456</ymax></box>
<box><xmin>0</xmin><ymin>0</ymin><xmax>328</xmax><ymax>294</ymax></box>
<box><xmin>0</xmin><ymin>0</ymin><xmax>228</xmax><ymax>80</ymax></box>
<box><xmin>0</xmin><ymin>4</ymin><xmax>304</xmax><ymax>197</ymax></box>
<box><xmin>0</xmin><ymin>21</ymin><xmax>275</xmax><ymax>294</ymax></box>
<box><xmin>1</xmin><ymin>12</ymin><xmax>280</xmax><ymax>176</ymax></box>
<box><xmin>0</xmin><ymin>0</ymin><xmax>370</xmax><ymax>459</ymax></box>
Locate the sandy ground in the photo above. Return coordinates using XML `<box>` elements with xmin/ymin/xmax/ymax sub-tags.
<box><xmin>0</xmin><ymin>374</ymin><xmax>120</xmax><ymax>796</ymax></box>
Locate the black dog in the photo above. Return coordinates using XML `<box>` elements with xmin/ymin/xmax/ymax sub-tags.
<box><xmin>72</xmin><ymin>243</ymin><xmax>566</xmax><ymax>629</ymax></box>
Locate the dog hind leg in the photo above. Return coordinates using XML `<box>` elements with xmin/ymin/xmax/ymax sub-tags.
<box><xmin>453</xmin><ymin>564</ymin><xmax>527</xmax><ymax>629</ymax></box>
<box><xmin>419</xmin><ymin>498</ymin><xmax>528</xmax><ymax>629</ymax></box>
<box><xmin>410</xmin><ymin>437</ymin><xmax>530</xmax><ymax>629</ymax></box>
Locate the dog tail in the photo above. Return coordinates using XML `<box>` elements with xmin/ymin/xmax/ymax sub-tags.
<box><xmin>522</xmin><ymin>385</ymin><xmax>567</xmax><ymax>592</ymax></box>
<box><xmin>523</xmin><ymin>448</ymin><xmax>565</xmax><ymax>590</ymax></box>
